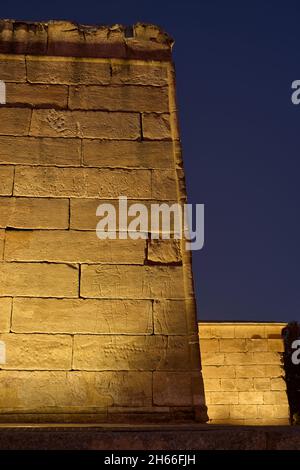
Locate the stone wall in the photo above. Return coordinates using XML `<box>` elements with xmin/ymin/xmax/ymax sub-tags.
<box><xmin>0</xmin><ymin>20</ymin><xmax>204</xmax><ymax>423</ymax></box>
<box><xmin>199</xmin><ymin>322</ymin><xmax>290</xmax><ymax>425</ymax></box>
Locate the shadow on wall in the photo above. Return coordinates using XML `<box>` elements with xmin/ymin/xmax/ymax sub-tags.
<box><xmin>282</xmin><ymin>322</ymin><xmax>300</xmax><ymax>425</ymax></box>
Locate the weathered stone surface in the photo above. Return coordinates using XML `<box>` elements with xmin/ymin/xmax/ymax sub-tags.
<box><xmin>153</xmin><ymin>372</ymin><xmax>194</xmax><ymax>406</ymax></box>
<box><xmin>152</xmin><ymin>170</ymin><xmax>178</xmax><ymax>199</ymax></box>
<box><xmin>0</xmin><ymin>197</ymin><xmax>69</xmax><ymax>229</ymax></box>
<box><xmin>0</xmin><ymin>334</ymin><xmax>72</xmax><ymax>370</ymax></box>
<box><xmin>14</xmin><ymin>167</ymin><xmax>151</xmax><ymax>198</ymax></box>
<box><xmin>0</xmin><ymin>230</ymin><xmax>4</xmax><ymax>260</ymax></box>
<box><xmin>143</xmin><ymin>113</ymin><xmax>171</xmax><ymax>140</ymax></box>
<box><xmin>0</xmin><ymin>136</ymin><xmax>81</xmax><ymax>166</ymax></box>
<box><xmin>70</xmin><ymin>198</ymin><xmax>176</xmax><ymax>231</ymax></box>
<box><xmin>206</xmin><ymin>392</ymin><xmax>239</xmax><ymax>405</ymax></box>
<box><xmin>0</xmin><ymin>166</ymin><xmax>14</xmax><ymax>195</ymax></box>
<box><xmin>111</xmin><ymin>63</ymin><xmax>168</xmax><ymax>86</ymax></box>
<box><xmin>73</xmin><ymin>335</ymin><xmax>192</xmax><ymax>371</ymax></box>
<box><xmin>147</xmin><ymin>239</ymin><xmax>181</xmax><ymax>264</ymax></box>
<box><xmin>5</xmin><ymin>230</ymin><xmax>146</xmax><ymax>264</ymax></box>
<box><xmin>69</xmin><ymin>85</ymin><xmax>169</xmax><ymax>112</ymax></box>
<box><xmin>202</xmin><ymin>366</ymin><xmax>236</xmax><ymax>379</ymax></box>
<box><xmin>30</xmin><ymin>109</ymin><xmax>140</xmax><ymax>139</ymax></box>
<box><xmin>0</xmin><ymin>298</ymin><xmax>11</xmax><ymax>333</ymax></box>
<box><xmin>6</xmin><ymin>83</ymin><xmax>68</xmax><ymax>107</ymax></box>
<box><xmin>27</xmin><ymin>57</ymin><xmax>111</xmax><ymax>84</ymax></box>
<box><xmin>80</xmin><ymin>265</ymin><xmax>185</xmax><ymax>299</ymax></box>
<box><xmin>153</xmin><ymin>300</ymin><xmax>189</xmax><ymax>334</ymax></box>
<box><xmin>0</xmin><ymin>262</ymin><xmax>78</xmax><ymax>297</ymax></box>
<box><xmin>0</xmin><ymin>370</ymin><xmax>152</xmax><ymax>412</ymax></box>
<box><xmin>263</xmin><ymin>391</ymin><xmax>288</xmax><ymax>405</ymax></box>
<box><xmin>0</xmin><ymin>108</ymin><xmax>31</xmax><ymax>136</ymax></box>
<box><xmin>83</xmin><ymin>140</ymin><xmax>174</xmax><ymax>168</ymax></box>
<box><xmin>12</xmin><ymin>298</ymin><xmax>153</xmax><ymax>334</ymax></box>
<box><xmin>0</xmin><ymin>55</ymin><xmax>26</xmax><ymax>81</ymax></box>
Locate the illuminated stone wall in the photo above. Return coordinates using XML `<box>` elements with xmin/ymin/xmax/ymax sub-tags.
<box><xmin>199</xmin><ymin>322</ymin><xmax>290</xmax><ymax>425</ymax></box>
<box><xmin>0</xmin><ymin>20</ymin><xmax>205</xmax><ymax>423</ymax></box>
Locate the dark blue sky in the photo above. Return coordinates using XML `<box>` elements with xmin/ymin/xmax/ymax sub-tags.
<box><xmin>2</xmin><ymin>1</ymin><xmax>300</xmax><ymax>322</ymax></box>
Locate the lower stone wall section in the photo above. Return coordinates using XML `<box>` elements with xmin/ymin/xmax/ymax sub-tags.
<box><xmin>199</xmin><ymin>322</ymin><xmax>290</xmax><ymax>425</ymax></box>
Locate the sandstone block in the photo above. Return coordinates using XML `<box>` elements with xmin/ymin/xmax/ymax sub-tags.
<box><xmin>234</xmin><ymin>325</ymin><xmax>265</xmax><ymax>339</ymax></box>
<box><xmin>142</xmin><ymin>113</ymin><xmax>171</xmax><ymax>140</ymax></box>
<box><xmin>257</xmin><ymin>404</ymin><xmax>289</xmax><ymax>419</ymax></box>
<box><xmin>14</xmin><ymin>167</ymin><xmax>151</xmax><ymax>198</ymax></box>
<box><xmin>0</xmin><ymin>370</ymin><xmax>152</xmax><ymax>412</ymax></box>
<box><xmin>147</xmin><ymin>239</ymin><xmax>181</xmax><ymax>264</ymax></box>
<box><xmin>5</xmin><ymin>230</ymin><xmax>146</xmax><ymax>264</ymax></box>
<box><xmin>239</xmin><ymin>391</ymin><xmax>264</xmax><ymax>404</ymax></box>
<box><xmin>153</xmin><ymin>371</ymin><xmax>194</xmax><ymax>406</ymax></box>
<box><xmin>270</xmin><ymin>378</ymin><xmax>286</xmax><ymax>391</ymax></box>
<box><xmin>153</xmin><ymin>300</ymin><xmax>189</xmax><ymax>335</ymax></box>
<box><xmin>12</xmin><ymin>298</ymin><xmax>153</xmax><ymax>335</ymax></box>
<box><xmin>201</xmin><ymin>352</ymin><xmax>224</xmax><ymax>365</ymax></box>
<box><xmin>0</xmin><ymin>56</ymin><xmax>26</xmax><ymax>82</ymax></box>
<box><xmin>219</xmin><ymin>338</ymin><xmax>246</xmax><ymax>352</ymax></box>
<box><xmin>0</xmin><ymin>166</ymin><xmax>14</xmax><ymax>195</ymax></box>
<box><xmin>207</xmin><ymin>404</ymin><xmax>230</xmax><ymax>420</ymax></box>
<box><xmin>199</xmin><ymin>324</ymin><xmax>235</xmax><ymax>339</ymax></box>
<box><xmin>251</xmin><ymin>351</ymin><xmax>282</xmax><ymax>365</ymax></box>
<box><xmin>152</xmin><ymin>170</ymin><xmax>177</xmax><ymax>199</ymax></box>
<box><xmin>230</xmin><ymin>404</ymin><xmax>258</xmax><ymax>419</ymax></box>
<box><xmin>69</xmin><ymin>85</ymin><xmax>169</xmax><ymax>112</ymax></box>
<box><xmin>265</xmin><ymin>365</ymin><xmax>284</xmax><ymax>377</ymax></box>
<box><xmin>0</xmin><ymin>136</ymin><xmax>81</xmax><ymax>166</ymax></box>
<box><xmin>0</xmin><ymin>197</ymin><xmax>69</xmax><ymax>229</ymax></box>
<box><xmin>111</xmin><ymin>63</ymin><xmax>168</xmax><ymax>86</ymax></box>
<box><xmin>235</xmin><ymin>365</ymin><xmax>266</xmax><ymax>378</ymax></box>
<box><xmin>224</xmin><ymin>352</ymin><xmax>253</xmax><ymax>365</ymax></box>
<box><xmin>73</xmin><ymin>335</ymin><xmax>192</xmax><ymax>371</ymax></box>
<box><xmin>0</xmin><ymin>298</ymin><xmax>11</xmax><ymax>333</ymax></box>
<box><xmin>83</xmin><ymin>140</ymin><xmax>174</xmax><ymax>168</ymax></box>
<box><xmin>0</xmin><ymin>333</ymin><xmax>72</xmax><ymax>370</ymax></box>
<box><xmin>27</xmin><ymin>57</ymin><xmax>111</xmax><ymax>85</ymax></box>
<box><xmin>265</xmin><ymin>324</ymin><xmax>285</xmax><ymax>338</ymax></box>
<box><xmin>267</xmin><ymin>339</ymin><xmax>284</xmax><ymax>352</ymax></box>
<box><xmin>0</xmin><ymin>262</ymin><xmax>78</xmax><ymax>297</ymax></box>
<box><xmin>246</xmin><ymin>339</ymin><xmax>268</xmax><ymax>352</ymax></box>
<box><xmin>0</xmin><ymin>230</ymin><xmax>4</xmax><ymax>260</ymax></box>
<box><xmin>220</xmin><ymin>378</ymin><xmax>253</xmax><ymax>391</ymax></box>
<box><xmin>6</xmin><ymin>83</ymin><xmax>68</xmax><ymax>108</ymax></box>
<box><xmin>199</xmin><ymin>339</ymin><xmax>220</xmax><ymax>353</ymax></box>
<box><xmin>80</xmin><ymin>265</ymin><xmax>185</xmax><ymax>299</ymax></box>
<box><xmin>208</xmin><ymin>391</ymin><xmax>239</xmax><ymax>405</ymax></box>
<box><xmin>30</xmin><ymin>109</ymin><xmax>140</xmax><ymax>139</ymax></box>
<box><xmin>203</xmin><ymin>379</ymin><xmax>221</xmax><ymax>391</ymax></box>
<box><xmin>70</xmin><ymin>198</ymin><xmax>177</xmax><ymax>231</ymax></box>
<box><xmin>0</xmin><ymin>109</ymin><xmax>31</xmax><ymax>136</ymax></box>
<box><xmin>201</xmin><ymin>365</ymin><xmax>235</xmax><ymax>379</ymax></box>
<box><xmin>263</xmin><ymin>391</ymin><xmax>288</xmax><ymax>405</ymax></box>
<box><xmin>253</xmin><ymin>378</ymin><xmax>271</xmax><ymax>391</ymax></box>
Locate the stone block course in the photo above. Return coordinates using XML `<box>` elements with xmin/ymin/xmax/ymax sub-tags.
<box><xmin>0</xmin><ymin>262</ymin><xmax>78</xmax><ymax>297</ymax></box>
<box><xmin>12</xmin><ymin>298</ymin><xmax>153</xmax><ymax>335</ymax></box>
<box><xmin>30</xmin><ymin>109</ymin><xmax>141</xmax><ymax>139</ymax></box>
<box><xmin>69</xmin><ymin>85</ymin><xmax>169</xmax><ymax>112</ymax></box>
<box><xmin>0</xmin><ymin>197</ymin><xmax>69</xmax><ymax>229</ymax></box>
<box><xmin>0</xmin><ymin>136</ymin><xmax>81</xmax><ymax>166</ymax></box>
<box><xmin>5</xmin><ymin>230</ymin><xmax>146</xmax><ymax>264</ymax></box>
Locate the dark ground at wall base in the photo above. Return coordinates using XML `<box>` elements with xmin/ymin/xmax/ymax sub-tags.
<box><xmin>0</xmin><ymin>424</ymin><xmax>300</xmax><ymax>450</ymax></box>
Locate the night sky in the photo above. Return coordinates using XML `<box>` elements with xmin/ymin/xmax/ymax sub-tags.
<box><xmin>2</xmin><ymin>1</ymin><xmax>300</xmax><ymax>322</ymax></box>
